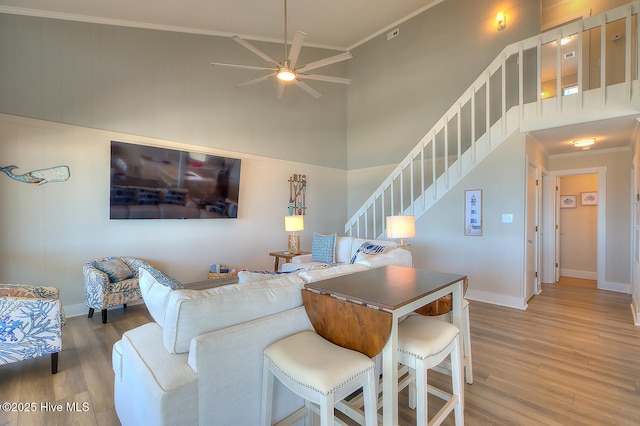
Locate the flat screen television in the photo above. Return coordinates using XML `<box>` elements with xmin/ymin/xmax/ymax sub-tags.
<box><xmin>110</xmin><ymin>141</ymin><xmax>241</xmax><ymax>219</ymax></box>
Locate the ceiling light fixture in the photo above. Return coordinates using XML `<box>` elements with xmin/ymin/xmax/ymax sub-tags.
<box><xmin>573</xmin><ymin>138</ymin><xmax>596</xmax><ymax>148</ymax></box>
<box><xmin>277</xmin><ymin>60</ymin><xmax>296</xmax><ymax>81</ymax></box>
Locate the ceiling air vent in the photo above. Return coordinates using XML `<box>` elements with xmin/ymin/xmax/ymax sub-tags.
<box><xmin>563</xmin><ymin>51</ymin><xmax>576</xmax><ymax>59</ymax></box>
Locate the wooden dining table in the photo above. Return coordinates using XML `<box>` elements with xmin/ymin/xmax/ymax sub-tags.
<box><xmin>302</xmin><ymin>265</ymin><xmax>466</xmax><ymax>426</ymax></box>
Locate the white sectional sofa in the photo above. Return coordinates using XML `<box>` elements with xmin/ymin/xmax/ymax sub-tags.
<box><xmin>281</xmin><ymin>236</ymin><xmax>411</xmax><ymax>272</ymax></box>
<box><xmin>112</xmin><ymin>245</ymin><xmax>412</xmax><ymax>426</ymax></box>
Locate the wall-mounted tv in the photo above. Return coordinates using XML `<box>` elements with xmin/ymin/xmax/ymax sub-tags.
<box><xmin>110</xmin><ymin>141</ymin><xmax>241</xmax><ymax>219</ymax></box>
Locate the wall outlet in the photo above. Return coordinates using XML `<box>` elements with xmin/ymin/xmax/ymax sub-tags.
<box><xmin>387</xmin><ymin>28</ymin><xmax>399</xmax><ymax>40</ymax></box>
<box><xmin>502</xmin><ymin>214</ymin><xmax>513</xmax><ymax>224</ymax></box>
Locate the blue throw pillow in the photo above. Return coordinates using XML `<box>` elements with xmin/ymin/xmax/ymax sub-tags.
<box><xmin>93</xmin><ymin>257</ymin><xmax>134</xmax><ymax>282</ymax></box>
<box><xmin>311</xmin><ymin>233</ymin><xmax>337</xmax><ymax>264</ymax></box>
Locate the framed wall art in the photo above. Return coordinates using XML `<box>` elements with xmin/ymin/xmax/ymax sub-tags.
<box><xmin>464</xmin><ymin>189</ymin><xmax>482</xmax><ymax>236</ymax></box>
<box><xmin>581</xmin><ymin>192</ymin><xmax>598</xmax><ymax>206</ymax></box>
<box><xmin>560</xmin><ymin>195</ymin><xmax>576</xmax><ymax>209</ymax></box>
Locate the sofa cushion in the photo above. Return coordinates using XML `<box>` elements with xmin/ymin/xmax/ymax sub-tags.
<box><xmin>298</xmin><ymin>263</ymin><xmax>369</xmax><ymax>282</ymax></box>
<box><xmin>117</xmin><ymin>323</ymin><xmax>198</xmax><ymax>426</ymax></box>
<box><xmin>311</xmin><ymin>233</ymin><xmax>337</xmax><ymax>264</ymax></box>
<box><xmin>349</xmin><ymin>242</ymin><xmax>393</xmax><ymax>264</ymax></box>
<box><xmin>140</xmin><ymin>268</ymin><xmax>173</xmax><ymax>325</ymax></box>
<box><xmin>163</xmin><ymin>274</ymin><xmax>306</xmax><ymax>354</ymax></box>
<box><xmin>237</xmin><ymin>270</ymin><xmax>297</xmax><ymax>283</ymax></box>
<box><xmin>355</xmin><ymin>247</ymin><xmax>413</xmax><ymax>268</ymax></box>
<box><xmin>93</xmin><ymin>257</ymin><xmax>134</xmax><ymax>282</ymax></box>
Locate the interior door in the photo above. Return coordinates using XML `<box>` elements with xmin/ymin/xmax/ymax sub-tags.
<box><xmin>525</xmin><ymin>163</ymin><xmax>538</xmax><ymax>301</ymax></box>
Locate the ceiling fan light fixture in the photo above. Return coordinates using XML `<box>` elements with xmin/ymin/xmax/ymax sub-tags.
<box><xmin>573</xmin><ymin>138</ymin><xmax>596</xmax><ymax>148</ymax></box>
<box><xmin>277</xmin><ymin>69</ymin><xmax>296</xmax><ymax>81</ymax></box>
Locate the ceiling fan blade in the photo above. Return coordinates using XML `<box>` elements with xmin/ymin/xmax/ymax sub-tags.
<box><xmin>277</xmin><ymin>81</ymin><xmax>285</xmax><ymax>99</ymax></box>
<box><xmin>288</xmin><ymin>31</ymin><xmax>306</xmax><ymax>69</ymax></box>
<box><xmin>293</xmin><ymin>79</ymin><xmax>321</xmax><ymax>98</ymax></box>
<box><xmin>296</xmin><ymin>51</ymin><xmax>352</xmax><ymax>73</ymax></box>
<box><xmin>211</xmin><ymin>62</ymin><xmax>277</xmax><ymax>72</ymax></box>
<box><xmin>232</xmin><ymin>36</ymin><xmax>280</xmax><ymax>67</ymax></box>
<box><xmin>237</xmin><ymin>73</ymin><xmax>274</xmax><ymax>87</ymax></box>
<box><xmin>297</xmin><ymin>74</ymin><xmax>352</xmax><ymax>84</ymax></box>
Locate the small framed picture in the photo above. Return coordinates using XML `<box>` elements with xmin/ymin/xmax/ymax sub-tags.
<box><xmin>560</xmin><ymin>195</ymin><xmax>576</xmax><ymax>209</ymax></box>
<box><xmin>464</xmin><ymin>189</ymin><xmax>482</xmax><ymax>236</ymax></box>
<box><xmin>581</xmin><ymin>192</ymin><xmax>598</xmax><ymax>206</ymax></box>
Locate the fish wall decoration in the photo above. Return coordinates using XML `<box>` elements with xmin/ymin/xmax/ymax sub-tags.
<box><xmin>0</xmin><ymin>165</ymin><xmax>70</xmax><ymax>185</ymax></box>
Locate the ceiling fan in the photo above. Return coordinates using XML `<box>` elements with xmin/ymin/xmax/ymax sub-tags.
<box><xmin>211</xmin><ymin>0</ymin><xmax>352</xmax><ymax>98</ymax></box>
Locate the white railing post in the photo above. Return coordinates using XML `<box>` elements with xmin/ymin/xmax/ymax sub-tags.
<box><xmin>626</xmin><ymin>4</ymin><xmax>633</xmax><ymax>100</ymax></box>
<box><xmin>501</xmin><ymin>53</ymin><xmax>507</xmax><ymax>136</ymax></box>
<box><xmin>556</xmin><ymin>30</ymin><xmax>562</xmax><ymax>113</ymax></box>
<box><xmin>601</xmin><ymin>14</ymin><xmax>607</xmax><ymax>103</ymax></box>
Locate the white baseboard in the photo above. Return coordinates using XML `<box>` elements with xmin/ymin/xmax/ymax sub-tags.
<box><xmin>631</xmin><ymin>303</ymin><xmax>640</xmax><ymax>326</ymax></box>
<box><xmin>600</xmin><ymin>281</ymin><xmax>630</xmax><ymax>293</ymax></box>
<box><xmin>560</xmin><ymin>269</ymin><xmax>597</xmax><ymax>280</ymax></box>
<box><xmin>465</xmin><ymin>289</ymin><xmax>527</xmax><ymax>310</ymax></box>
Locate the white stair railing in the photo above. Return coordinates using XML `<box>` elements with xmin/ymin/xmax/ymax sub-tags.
<box><xmin>346</xmin><ymin>2</ymin><xmax>640</xmax><ymax>239</ymax></box>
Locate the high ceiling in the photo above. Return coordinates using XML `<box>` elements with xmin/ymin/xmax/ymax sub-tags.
<box><xmin>0</xmin><ymin>0</ymin><xmax>444</xmax><ymax>50</ymax></box>
<box><xmin>0</xmin><ymin>0</ymin><xmax>638</xmax><ymax>156</ymax></box>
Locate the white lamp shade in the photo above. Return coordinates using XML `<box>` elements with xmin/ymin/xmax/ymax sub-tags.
<box><xmin>284</xmin><ymin>215</ymin><xmax>304</xmax><ymax>232</ymax></box>
<box><xmin>386</xmin><ymin>215</ymin><xmax>416</xmax><ymax>239</ymax></box>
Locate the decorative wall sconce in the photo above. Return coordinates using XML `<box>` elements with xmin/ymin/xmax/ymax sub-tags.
<box><xmin>497</xmin><ymin>11</ymin><xmax>506</xmax><ymax>30</ymax></box>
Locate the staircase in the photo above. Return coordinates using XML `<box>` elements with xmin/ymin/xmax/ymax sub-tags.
<box><xmin>346</xmin><ymin>2</ymin><xmax>640</xmax><ymax>238</ymax></box>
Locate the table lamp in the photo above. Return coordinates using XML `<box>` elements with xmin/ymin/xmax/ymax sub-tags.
<box><xmin>284</xmin><ymin>215</ymin><xmax>304</xmax><ymax>254</ymax></box>
<box><xmin>386</xmin><ymin>215</ymin><xmax>416</xmax><ymax>248</ymax></box>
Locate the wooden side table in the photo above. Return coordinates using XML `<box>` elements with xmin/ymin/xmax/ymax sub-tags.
<box><xmin>268</xmin><ymin>251</ymin><xmax>310</xmax><ymax>271</ymax></box>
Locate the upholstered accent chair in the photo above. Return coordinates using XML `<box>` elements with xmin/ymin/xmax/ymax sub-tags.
<box><xmin>0</xmin><ymin>284</ymin><xmax>65</xmax><ymax>374</ymax></box>
<box><xmin>83</xmin><ymin>256</ymin><xmax>153</xmax><ymax>324</ymax></box>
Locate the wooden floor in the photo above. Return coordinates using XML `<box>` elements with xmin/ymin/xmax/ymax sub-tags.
<box><xmin>2</xmin><ymin>282</ymin><xmax>640</xmax><ymax>425</ymax></box>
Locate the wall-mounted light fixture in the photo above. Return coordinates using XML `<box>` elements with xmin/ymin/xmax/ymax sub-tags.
<box><xmin>497</xmin><ymin>11</ymin><xmax>506</xmax><ymax>30</ymax></box>
<box><xmin>572</xmin><ymin>138</ymin><xmax>596</xmax><ymax>148</ymax></box>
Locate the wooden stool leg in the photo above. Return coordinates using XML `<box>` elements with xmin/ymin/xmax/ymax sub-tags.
<box><xmin>320</xmin><ymin>396</ymin><xmax>333</xmax><ymax>426</ymax></box>
<box><xmin>452</xmin><ymin>336</ymin><xmax>464</xmax><ymax>425</ymax></box>
<box><xmin>463</xmin><ymin>303</ymin><xmax>473</xmax><ymax>384</ymax></box>
<box><xmin>415</xmin><ymin>359</ymin><xmax>428</xmax><ymax>426</ymax></box>
<box><xmin>363</xmin><ymin>368</ymin><xmax>377</xmax><ymax>426</ymax></box>
<box><xmin>51</xmin><ymin>352</ymin><xmax>59</xmax><ymax>374</ymax></box>
<box><xmin>260</xmin><ymin>358</ymin><xmax>274</xmax><ymax>426</ymax></box>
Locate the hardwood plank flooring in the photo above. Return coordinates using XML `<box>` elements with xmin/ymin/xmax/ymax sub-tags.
<box><xmin>1</xmin><ymin>284</ymin><xmax>640</xmax><ymax>425</ymax></box>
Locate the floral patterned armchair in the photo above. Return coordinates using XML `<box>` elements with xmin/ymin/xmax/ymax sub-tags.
<box><xmin>0</xmin><ymin>284</ymin><xmax>65</xmax><ymax>374</ymax></box>
<box><xmin>83</xmin><ymin>256</ymin><xmax>153</xmax><ymax>324</ymax></box>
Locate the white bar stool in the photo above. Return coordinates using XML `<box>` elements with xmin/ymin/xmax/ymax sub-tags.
<box><xmin>397</xmin><ymin>315</ymin><xmax>464</xmax><ymax>426</ymax></box>
<box><xmin>261</xmin><ymin>330</ymin><xmax>377</xmax><ymax>426</ymax></box>
<box><xmin>416</xmin><ymin>296</ymin><xmax>473</xmax><ymax>384</ymax></box>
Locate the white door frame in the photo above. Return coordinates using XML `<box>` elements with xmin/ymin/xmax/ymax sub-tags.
<box><xmin>543</xmin><ymin>167</ymin><xmax>607</xmax><ymax>288</ymax></box>
<box><xmin>524</xmin><ymin>159</ymin><xmax>540</xmax><ymax>300</ymax></box>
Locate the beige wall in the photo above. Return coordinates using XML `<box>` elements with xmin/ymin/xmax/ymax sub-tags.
<box><xmin>346</xmin><ymin>0</ymin><xmax>541</xmax><ymax>216</ymax></box>
<box><xmin>412</xmin><ymin>131</ymin><xmax>529</xmax><ymax>308</ymax></box>
<box><xmin>559</xmin><ymin>174</ymin><xmax>599</xmax><ymax>278</ymax></box>
<box><xmin>541</xmin><ymin>0</ymin><xmax>631</xmax><ymax>30</ymax></box>
<box><xmin>0</xmin><ymin>13</ymin><xmax>349</xmax><ymax>169</ymax></box>
<box><xmin>0</xmin><ymin>114</ymin><xmax>347</xmax><ymax>315</ymax></box>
